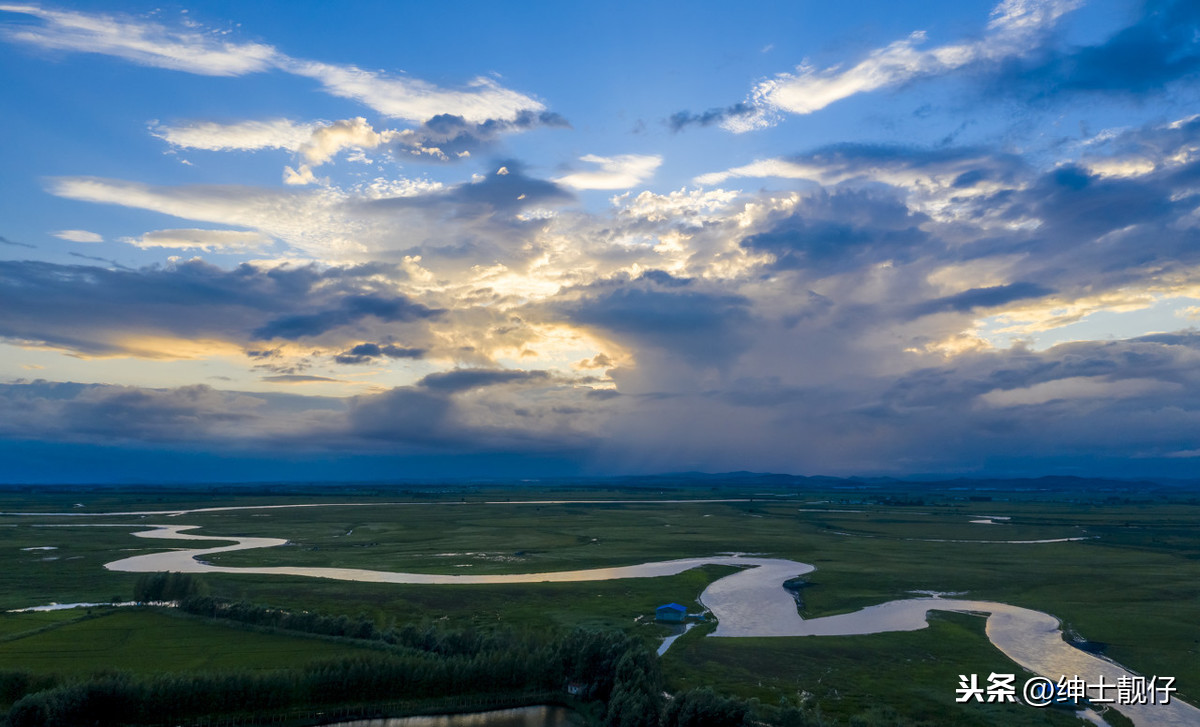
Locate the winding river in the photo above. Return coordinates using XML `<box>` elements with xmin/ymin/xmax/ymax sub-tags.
<box><xmin>94</xmin><ymin>524</ymin><xmax>1200</xmax><ymax>727</ymax></box>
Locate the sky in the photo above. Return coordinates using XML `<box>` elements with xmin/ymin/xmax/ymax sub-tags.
<box><xmin>1</xmin><ymin>0</ymin><xmax>1199</xmax><ymax>482</ymax></box>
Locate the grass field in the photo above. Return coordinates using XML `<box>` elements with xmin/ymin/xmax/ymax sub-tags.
<box><xmin>664</xmin><ymin>612</ymin><xmax>1125</xmax><ymax>727</ymax></box>
<box><xmin>0</xmin><ymin>608</ymin><xmax>381</xmax><ymax>676</ymax></box>
<box><xmin>1</xmin><ymin>482</ymin><xmax>1197</xmax><ymax>725</ymax></box>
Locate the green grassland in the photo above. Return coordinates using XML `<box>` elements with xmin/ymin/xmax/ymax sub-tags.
<box><xmin>664</xmin><ymin>612</ymin><xmax>1119</xmax><ymax>727</ymax></box>
<box><xmin>0</xmin><ymin>609</ymin><xmax>381</xmax><ymax>676</ymax></box>
<box><xmin>1</xmin><ymin>482</ymin><xmax>1197</xmax><ymax>725</ymax></box>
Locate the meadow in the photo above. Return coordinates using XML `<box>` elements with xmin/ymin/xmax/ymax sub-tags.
<box><xmin>1</xmin><ymin>480</ymin><xmax>1196</xmax><ymax>726</ymax></box>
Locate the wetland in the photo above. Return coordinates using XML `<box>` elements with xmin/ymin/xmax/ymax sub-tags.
<box><xmin>2</xmin><ymin>479</ymin><xmax>1198</xmax><ymax>727</ymax></box>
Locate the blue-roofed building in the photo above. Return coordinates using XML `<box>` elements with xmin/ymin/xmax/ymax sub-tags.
<box><xmin>656</xmin><ymin>603</ymin><xmax>687</xmax><ymax>623</ymax></box>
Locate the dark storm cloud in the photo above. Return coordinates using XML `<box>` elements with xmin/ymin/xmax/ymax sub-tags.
<box><xmin>344</xmin><ymin>369</ymin><xmax>592</xmax><ymax>451</ymax></box>
<box><xmin>0</xmin><ymin>258</ymin><xmax>439</xmax><ymax>355</ymax></box>
<box><xmin>1132</xmin><ymin>331</ymin><xmax>1200</xmax><ymax>347</ymax></box>
<box><xmin>667</xmin><ymin>102</ymin><xmax>756</xmax><ymax>132</ymax></box>
<box><xmin>1016</xmin><ymin>165</ymin><xmax>1175</xmax><ymax>238</ymax></box>
<box><xmin>912</xmin><ymin>282</ymin><xmax>1055</xmax><ymax>317</ymax></box>
<box><xmin>396</xmin><ymin>110</ymin><xmax>571</xmax><ymax>160</ymax></box>
<box><xmin>991</xmin><ymin>0</ymin><xmax>1200</xmax><ymax>98</ymax></box>
<box><xmin>334</xmin><ymin>342</ymin><xmax>427</xmax><ymax>365</ymax></box>
<box><xmin>418</xmin><ymin>368</ymin><xmax>552</xmax><ymax>393</ymax></box>
<box><xmin>0</xmin><ymin>369</ymin><xmax>592</xmax><ymax>455</ymax></box>
<box><xmin>444</xmin><ymin>161</ymin><xmax>573</xmax><ymax>212</ymax></box>
<box><xmin>877</xmin><ymin>335</ymin><xmax>1200</xmax><ymax>415</ymax></box>
<box><xmin>346</xmin><ymin>386</ymin><xmax>453</xmax><ymax>443</ymax></box>
<box><xmin>559</xmin><ymin>283</ymin><xmax>755</xmax><ymax>367</ymax></box>
<box><xmin>741</xmin><ymin>188</ymin><xmax>929</xmax><ymax>271</ymax></box>
<box><xmin>588</xmin><ymin>331</ymin><xmax>1200</xmax><ymax>475</ymax></box>
<box><xmin>636</xmin><ymin>270</ymin><xmax>693</xmax><ymax>287</ymax></box>
<box><xmin>0</xmin><ymin>381</ymin><xmax>267</xmax><ymax>443</ymax></box>
<box><xmin>974</xmin><ymin>164</ymin><xmax>1200</xmax><ymax>293</ymax></box>
<box><xmin>252</xmin><ymin>294</ymin><xmax>440</xmax><ymax>340</ymax></box>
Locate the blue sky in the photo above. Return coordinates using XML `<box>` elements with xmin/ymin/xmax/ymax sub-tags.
<box><xmin>1</xmin><ymin>0</ymin><xmax>1199</xmax><ymax>482</ymax></box>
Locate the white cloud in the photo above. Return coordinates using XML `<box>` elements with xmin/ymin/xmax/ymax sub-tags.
<box><xmin>353</xmin><ymin>177</ymin><xmax>444</xmax><ymax>199</ymax></box>
<box><xmin>613</xmin><ymin>187</ymin><xmax>741</xmax><ymax>223</ymax></box>
<box><xmin>0</xmin><ymin>4</ymin><xmax>278</xmax><ymax>76</ymax></box>
<box><xmin>150</xmin><ymin>119</ymin><xmax>317</xmax><ymax>153</ymax></box>
<box><xmin>283</xmin><ymin>164</ymin><xmax>320</xmax><ymax>186</ymax></box>
<box><xmin>2</xmin><ymin>5</ymin><xmax>544</xmax><ymax>125</ymax></box>
<box><xmin>49</xmin><ymin>176</ymin><xmax>362</xmax><ymax>257</ymax></box>
<box><xmin>298</xmin><ymin>117</ymin><xmax>393</xmax><ymax>165</ymax></box>
<box><xmin>151</xmin><ymin>117</ymin><xmax>395</xmax><ymax>168</ymax></box>
<box><xmin>53</xmin><ymin>229</ymin><xmax>103</xmax><ymax>243</ymax></box>
<box><xmin>555</xmin><ymin>154</ymin><xmax>662</xmax><ymax>190</ymax></box>
<box><xmin>46</xmin><ymin>174</ymin><xmax>457</xmax><ymax>262</ymax></box>
<box><xmin>121</xmin><ymin>228</ymin><xmax>273</xmax><ymax>251</ymax></box>
<box><xmin>284</xmin><ymin>60</ymin><xmax>544</xmax><ymax>124</ymax></box>
<box><xmin>695</xmin><ymin>159</ymin><xmax>818</xmax><ymax>186</ymax></box>
<box><xmin>727</xmin><ymin>0</ymin><xmax>1080</xmax><ymax>129</ymax></box>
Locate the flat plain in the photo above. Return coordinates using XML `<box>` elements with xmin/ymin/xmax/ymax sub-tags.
<box><xmin>1</xmin><ymin>480</ymin><xmax>1196</xmax><ymax>726</ymax></box>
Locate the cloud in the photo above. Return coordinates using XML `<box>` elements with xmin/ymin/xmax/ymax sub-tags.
<box><xmin>0</xmin><ymin>258</ymin><xmax>441</xmax><ymax>357</ymax></box>
<box><xmin>385</xmin><ymin>111</ymin><xmax>570</xmax><ymax>162</ymax></box>
<box><xmin>913</xmin><ymin>282</ymin><xmax>1055</xmax><ymax>317</ymax></box>
<box><xmin>0</xmin><ymin>4</ymin><xmax>278</xmax><ymax>75</ymax></box>
<box><xmin>298</xmin><ymin>117</ymin><xmax>390</xmax><ymax>164</ymax></box>
<box><xmin>334</xmin><ymin>342</ymin><xmax>426</xmax><ymax>365</ymax></box>
<box><xmin>555</xmin><ymin>154</ymin><xmax>662</xmax><ymax>190</ymax></box>
<box><xmin>150</xmin><ymin>118</ymin><xmax>317</xmax><ymax>153</ymax></box>
<box><xmin>262</xmin><ymin>374</ymin><xmax>342</xmax><ymax>384</ymax></box>
<box><xmin>48</xmin><ymin>176</ymin><xmax>366</xmax><ymax>257</ymax></box>
<box><xmin>121</xmin><ymin>228</ymin><xmax>273</xmax><ymax>251</ymax></box>
<box><xmin>0</xmin><ymin>381</ymin><xmax>273</xmax><ymax>443</ymax></box>
<box><xmin>284</xmin><ymin>60</ymin><xmax>544</xmax><ymax>124</ymax></box>
<box><xmin>6</xmin><ymin>2</ymin><xmax>1200</xmax><ymax>481</ymax></box>
<box><xmin>418</xmin><ymin>368</ymin><xmax>551</xmax><ymax>393</ymax></box>
<box><xmin>347</xmin><ymin>385</ymin><xmax>453</xmax><ymax>444</ymax></box>
<box><xmin>46</xmin><ymin>167</ymin><xmax>568</xmax><ymax>260</ymax></box>
<box><xmin>345</xmin><ymin>372</ymin><xmax>599</xmax><ymax>450</ymax></box>
<box><xmin>694</xmin><ymin>143</ymin><xmax>1025</xmax><ymax>199</ymax></box>
<box><xmin>558</xmin><ymin>282</ymin><xmax>755</xmax><ymax>368</ymax></box>
<box><xmin>282</xmin><ymin>164</ymin><xmax>320</xmax><ymax>186</ymax></box>
<box><xmin>417</xmin><ymin>160</ymin><xmax>573</xmax><ymax>214</ymax></box>
<box><xmin>153</xmin><ymin>116</ymin><xmax>398</xmax><ymax>167</ymax></box>
<box><xmin>53</xmin><ymin>229</ymin><xmax>103</xmax><ymax>243</ymax></box>
<box><xmin>67</xmin><ymin>251</ymin><xmax>130</xmax><ymax>269</ymax></box>
<box><xmin>0</xmin><ymin>234</ymin><xmax>35</xmax><ymax>248</ymax></box>
<box><xmin>2</xmin><ymin>5</ymin><xmax>549</xmax><ymax>129</ymax></box>
<box><xmin>613</xmin><ymin>187</ymin><xmax>740</xmax><ymax>224</ymax></box>
<box><xmin>721</xmin><ymin>0</ymin><xmax>1080</xmax><ymax>129</ymax></box>
<box><xmin>667</xmin><ymin>103</ymin><xmax>757</xmax><ymax>132</ymax></box>
<box><xmin>252</xmin><ymin>294</ymin><xmax>442</xmax><ymax>341</ymax></box>
<box><xmin>979</xmin><ymin>375</ymin><xmax>1180</xmax><ymax>407</ymax></box>
<box><xmin>989</xmin><ymin>0</ymin><xmax>1200</xmax><ymax>98</ymax></box>
<box><xmin>739</xmin><ymin>187</ymin><xmax>929</xmax><ymax>271</ymax></box>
